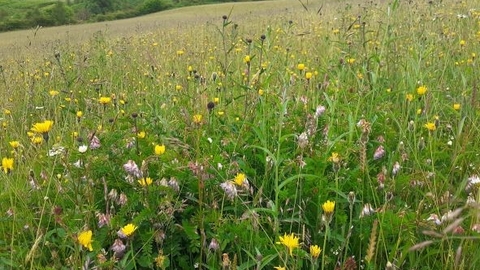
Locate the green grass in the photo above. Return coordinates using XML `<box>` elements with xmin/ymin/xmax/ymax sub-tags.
<box><xmin>1</xmin><ymin>0</ymin><xmax>480</xmax><ymax>269</ymax></box>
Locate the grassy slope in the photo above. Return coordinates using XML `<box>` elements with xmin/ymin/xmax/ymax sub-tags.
<box><xmin>0</xmin><ymin>0</ymin><xmax>314</xmax><ymax>59</ymax></box>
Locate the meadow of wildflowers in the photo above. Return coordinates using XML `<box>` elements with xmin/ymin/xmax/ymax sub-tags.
<box><xmin>1</xmin><ymin>0</ymin><xmax>480</xmax><ymax>269</ymax></box>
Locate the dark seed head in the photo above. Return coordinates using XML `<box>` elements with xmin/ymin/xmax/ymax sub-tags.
<box><xmin>131</xmin><ymin>112</ymin><xmax>138</xmax><ymax>118</ymax></box>
<box><xmin>260</xmin><ymin>34</ymin><xmax>266</xmax><ymax>40</ymax></box>
<box><xmin>207</xmin><ymin>101</ymin><xmax>215</xmax><ymax>111</ymax></box>
<box><xmin>222</xmin><ymin>15</ymin><xmax>228</xmax><ymax>20</ymax></box>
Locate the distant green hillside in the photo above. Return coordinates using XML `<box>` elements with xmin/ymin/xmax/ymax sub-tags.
<box><xmin>0</xmin><ymin>0</ymin><xmax>263</xmax><ymax>32</ymax></box>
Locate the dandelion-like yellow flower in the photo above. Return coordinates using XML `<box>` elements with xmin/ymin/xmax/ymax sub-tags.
<box><xmin>154</xmin><ymin>144</ymin><xmax>166</xmax><ymax>155</ymax></box>
<box><xmin>193</xmin><ymin>114</ymin><xmax>203</xmax><ymax>124</ymax></box>
<box><xmin>2</xmin><ymin>157</ymin><xmax>14</xmax><ymax>174</ymax></box>
<box><xmin>305</xmin><ymin>72</ymin><xmax>313</xmax><ymax>80</ymax></box>
<box><xmin>99</xmin><ymin>97</ymin><xmax>112</xmax><ymax>105</ymax></box>
<box><xmin>31</xmin><ymin>120</ymin><xmax>53</xmax><ymax>133</ymax></box>
<box><xmin>120</xmin><ymin>224</ymin><xmax>137</xmax><ymax>237</ymax></box>
<box><xmin>347</xmin><ymin>58</ymin><xmax>355</xmax><ymax>64</ymax></box>
<box><xmin>277</xmin><ymin>233</ymin><xmax>300</xmax><ymax>256</ymax></box>
<box><xmin>406</xmin><ymin>94</ymin><xmax>414</xmax><ymax>102</ymax></box>
<box><xmin>76</xmin><ymin>111</ymin><xmax>83</xmax><ymax>118</ymax></box>
<box><xmin>244</xmin><ymin>55</ymin><xmax>251</xmax><ymax>63</ymax></box>
<box><xmin>274</xmin><ymin>267</ymin><xmax>286</xmax><ymax>270</ymax></box>
<box><xmin>297</xmin><ymin>63</ymin><xmax>305</xmax><ymax>71</ymax></box>
<box><xmin>258</xmin><ymin>89</ymin><xmax>264</xmax><ymax>96</ymax></box>
<box><xmin>138</xmin><ymin>177</ymin><xmax>153</xmax><ymax>187</ymax></box>
<box><xmin>453</xmin><ymin>103</ymin><xmax>461</xmax><ymax>110</ymax></box>
<box><xmin>424</xmin><ymin>122</ymin><xmax>436</xmax><ymax>131</ymax></box>
<box><xmin>328</xmin><ymin>152</ymin><xmax>340</xmax><ymax>163</ymax></box>
<box><xmin>233</xmin><ymin>173</ymin><xmax>246</xmax><ymax>186</ymax></box>
<box><xmin>77</xmin><ymin>230</ymin><xmax>93</xmax><ymax>251</ymax></box>
<box><xmin>310</xmin><ymin>245</ymin><xmax>322</xmax><ymax>258</ymax></box>
<box><xmin>31</xmin><ymin>136</ymin><xmax>43</xmax><ymax>144</ymax></box>
<box><xmin>416</xmin><ymin>85</ymin><xmax>427</xmax><ymax>96</ymax></box>
<box><xmin>460</xmin><ymin>40</ymin><xmax>466</xmax><ymax>46</ymax></box>
<box><xmin>9</xmin><ymin>141</ymin><xmax>20</xmax><ymax>149</ymax></box>
<box><xmin>322</xmin><ymin>200</ymin><xmax>335</xmax><ymax>214</ymax></box>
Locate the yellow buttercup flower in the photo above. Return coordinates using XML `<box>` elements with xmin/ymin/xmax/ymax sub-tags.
<box><xmin>77</xmin><ymin>230</ymin><xmax>93</xmax><ymax>251</ymax></box>
<box><xmin>453</xmin><ymin>103</ymin><xmax>461</xmax><ymax>110</ymax></box>
<box><xmin>2</xmin><ymin>157</ymin><xmax>14</xmax><ymax>174</ymax></box>
<box><xmin>305</xmin><ymin>72</ymin><xmax>313</xmax><ymax>79</ymax></box>
<box><xmin>137</xmin><ymin>131</ymin><xmax>146</xmax><ymax>139</ymax></box>
<box><xmin>120</xmin><ymin>224</ymin><xmax>137</xmax><ymax>237</ymax></box>
<box><xmin>277</xmin><ymin>233</ymin><xmax>300</xmax><ymax>256</ymax></box>
<box><xmin>154</xmin><ymin>144</ymin><xmax>166</xmax><ymax>155</ymax></box>
<box><xmin>31</xmin><ymin>120</ymin><xmax>53</xmax><ymax>133</ymax></box>
<box><xmin>243</xmin><ymin>55</ymin><xmax>251</xmax><ymax>63</ymax></box>
<box><xmin>297</xmin><ymin>63</ymin><xmax>305</xmax><ymax>71</ymax></box>
<box><xmin>310</xmin><ymin>245</ymin><xmax>321</xmax><ymax>258</ymax></box>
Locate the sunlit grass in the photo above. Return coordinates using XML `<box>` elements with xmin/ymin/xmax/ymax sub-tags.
<box><xmin>1</xmin><ymin>0</ymin><xmax>480</xmax><ymax>269</ymax></box>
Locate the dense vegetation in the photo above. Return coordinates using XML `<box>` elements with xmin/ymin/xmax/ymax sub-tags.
<box><xmin>1</xmin><ymin>0</ymin><xmax>480</xmax><ymax>269</ymax></box>
<box><xmin>0</xmin><ymin>0</ymin><xmax>261</xmax><ymax>32</ymax></box>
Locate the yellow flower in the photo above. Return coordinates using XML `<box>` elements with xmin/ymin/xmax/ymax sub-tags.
<box><xmin>193</xmin><ymin>114</ymin><xmax>203</xmax><ymax>124</ymax></box>
<box><xmin>305</xmin><ymin>72</ymin><xmax>313</xmax><ymax>80</ymax></box>
<box><xmin>77</xmin><ymin>230</ymin><xmax>93</xmax><ymax>251</ymax></box>
<box><xmin>137</xmin><ymin>131</ymin><xmax>146</xmax><ymax>139</ymax></box>
<box><xmin>176</xmin><ymin>50</ymin><xmax>184</xmax><ymax>56</ymax></box>
<box><xmin>3</xmin><ymin>109</ymin><xmax>11</xmax><ymax>115</ymax></box>
<box><xmin>416</xmin><ymin>85</ymin><xmax>427</xmax><ymax>96</ymax></box>
<box><xmin>233</xmin><ymin>173</ymin><xmax>246</xmax><ymax>186</ymax></box>
<box><xmin>460</xmin><ymin>40</ymin><xmax>466</xmax><ymax>46</ymax></box>
<box><xmin>32</xmin><ymin>136</ymin><xmax>43</xmax><ymax>144</ymax></box>
<box><xmin>297</xmin><ymin>63</ymin><xmax>305</xmax><ymax>71</ymax></box>
<box><xmin>453</xmin><ymin>103</ymin><xmax>461</xmax><ymax>110</ymax></box>
<box><xmin>76</xmin><ymin>111</ymin><xmax>83</xmax><ymax>118</ymax></box>
<box><xmin>2</xmin><ymin>157</ymin><xmax>14</xmax><ymax>174</ymax></box>
<box><xmin>9</xmin><ymin>141</ymin><xmax>20</xmax><ymax>149</ymax></box>
<box><xmin>154</xmin><ymin>144</ymin><xmax>166</xmax><ymax>155</ymax></box>
<box><xmin>277</xmin><ymin>233</ymin><xmax>300</xmax><ymax>256</ymax></box>
<box><xmin>274</xmin><ymin>267</ymin><xmax>286</xmax><ymax>270</ymax></box>
<box><xmin>328</xmin><ymin>152</ymin><xmax>340</xmax><ymax>163</ymax></box>
<box><xmin>347</xmin><ymin>58</ymin><xmax>355</xmax><ymax>64</ymax></box>
<box><xmin>424</xmin><ymin>122</ymin><xmax>436</xmax><ymax>131</ymax></box>
<box><xmin>406</xmin><ymin>94</ymin><xmax>414</xmax><ymax>102</ymax></box>
<box><xmin>99</xmin><ymin>97</ymin><xmax>112</xmax><ymax>105</ymax></box>
<box><xmin>120</xmin><ymin>224</ymin><xmax>137</xmax><ymax>237</ymax></box>
<box><xmin>138</xmin><ymin>177</ymin><xmax>153</xmax><ymax>187</ymax></box>
<box><xmin>258</xmin><ymin>89</ymin><xmax>264</xmax><ymax>96</ymax></box>
<box><xmin>310</xmin><ymin>245</ymin><xmax>322</xmax><ymax>258</ymax></box>
<box><xmin>214</xmin><ymin>97</ymin><xmax>220</xmax><ymax>103</ymax></box>
<box><xmin>49</xmin><ymin>90</ymin><xmax>59</xmax><ymax>97</ymax></box>
<box><xmin>31</xmin><ymin>120</ymin><xmax>53</xmax><ymax>133</ymax></box>
<box><xmin>244</xmin><ymin>55</ymin><xmax>251</xmax><ymax>63</ymax></box>
<box><xmin>322</xmin><ymin>200</ymin><xmax>335</xmax><ymax>214</ymax></box>
<box><xmin>175</xmin><ymin>85</ymin><xmax>183</xmax><ymax>91</ymax></box>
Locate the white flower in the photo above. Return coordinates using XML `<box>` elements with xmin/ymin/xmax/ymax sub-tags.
<box><xmin>78</xmin><ymin>145</ymin><xmax>88</xmax><ymax>153</ymax></box>
<box><xmin>360</xmin><ymin>203</ymin><xmax>375</xmax><ymax>218</ymax></box>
